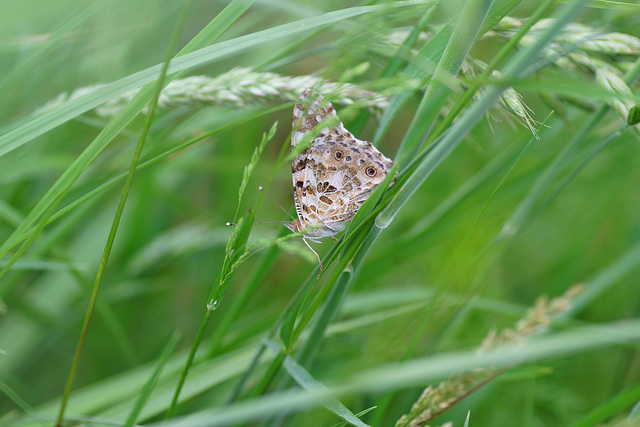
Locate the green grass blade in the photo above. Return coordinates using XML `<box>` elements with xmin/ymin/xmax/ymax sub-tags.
<box><xmin>297</xmin><ymin>269</ymin><xmax>353</xmax><ymax>368</ymax></box>
<box><xmin>373</xmin><ymin>21</ymin><xmax>451</xmax><ymax>146</ymax></box>
<box><xmin>331</xmin><ymin>406</ymin><xmax>378</xmax><ymax>427</ymax></box>
<box><xmin>206</xmin><ymin>230</ymin><xmax>284</xmax><ymax>357</ymax></box>
<box><xmin>0</xmin><ymin>106</ymin><xmax>282</xmax><ymax>259</ymax></box>
<box><xmin>158</xmin><ymin>319</ymin><xmax>640</xmax><ymax>427</ymax></box>
<box><xmin>265</xmin><ymin>340</ymin><xmax>371</xmax><ymax>427</ymax></box>
<box><xmin>0</xmin><ymin>0</ymin><xmax>253</xmax><ymax>158</ymax></box>
<box><xmin>568</xmin><ymin>381</ymin><xmax>640</xmax><ymax>427</ymax></box>
<box><xmin>379</xmin><ymin>0</ymin><xmax>591</xmax><ymax>229</ymax></box>
<box><xmin>561</xmin><ymin>239</ymin><xmax>640</xmax><ymax>319</ymax></box>
<box><xmin>428</xmin><ymin>0</ymin><xmax>555</xmax><ymax>143</ymax></box>
<box><xmin>227</xmin><ymin>248</ymin><xmax>333</xmax><ymax>401</ymax></box>
<box><xmin>165</xmin><ymin>310</ymin><xmax>213</xmax><ymax>420</ymax></box>
<box><xmin>230</xmin><ymin>239</ymin><xmax>344</xmax><ymax>400</ymax></box>
<box><xmin>166</xmin><ymin>206</ymin><xmax>255</xmax><ymax>417</ymax></box>
<box><xmin>348</xmin><ymin>5</ymin><xmax>435</xmax><ymax>136</ymax></box>
<box><xmin>498</xmin><ymin>57</ymin><xmax>640</xmax><ymax>240</ymax></box>
<box><xmin>268</xmin><ymin>265</ymin><xmax>359</xmax><ymax>420</ymax></box>
<box><xmin>124</xmin><ymin>333</ymin><xmax>181</xmax><ymax>427</ymax></box>
<box><xmin>55</xmin><ymin>3</ymin><xmax>188</xmax><ymax>424</ymax></box>
<box><xmin>0</xmin><ymin>380</ymin><xmax>45</xmax><ymax>424</ymax></box>
<box><xmin>0</xmin><ymin>1</ymin><xmax>413</xmax><ymax>160</ymax></box>
<box><xmin>234</xmin><ymin>122</ymin><xmax>277</xmax><ymax>221</ymax></box>
<box><xmin>397</xmin><ymin>146</ymin><xmax>515</xmax><ymax>245</ymax></box>
<box><xmin>463</xmin><ymin>410</ymin><xmax>471</xmax><ymax>427</ymax></box>
<box><xmin>444</xmin><ymin>113</ymin><xmax>553</xmax><ymax>265</ymax></box>
<box><xmin>0</xmin><ymin>0</ymin><xmax>256</xmax><ymax>272</ymax></box>
<box><xmin>0</xmin><ymin>0</ymin><xmax>104</xmax><ymax>96</ymax></box>
<box><xmin>394</xmin><ymin>0</ymin><xmax>493</xmax><ymax>163</ymax></box>
<box><xmin>373</xmin><ymin>0</ymin><xmax>522</xmax><ymax>145</ymax></box>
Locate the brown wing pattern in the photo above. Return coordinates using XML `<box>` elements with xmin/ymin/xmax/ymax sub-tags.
<box><xmin>287</xmin><ymin>89</ymin><xmax>393</xmax><ymax>239</ymax></box>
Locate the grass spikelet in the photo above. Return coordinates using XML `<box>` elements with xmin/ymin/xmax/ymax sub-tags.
<box><xmin>592</xmin><ymin>61</ymin><xmax>636</xmax><ymax>117</ymax></box>
<box><xmin>489</xmin><ymin>16</ymin><xmax>640</xmax><ymax>119</ymax></box>
<box><xmin>396</xmin><ymin>285</ymin><xmax>586</xmax><ymax>427</ymax></box>
<box><xmin>35</xmin><ymin>68</ymin><xmax>389</xmax><ymax>118</ymax></box>
<box><xmin>235</xmin><ymin>121</ymin><xmax>277</xmax><ymax>221</ymax></box>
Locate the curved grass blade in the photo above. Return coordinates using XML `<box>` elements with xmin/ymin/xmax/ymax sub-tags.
<box><xmin>124</xmin><ymin>333</ymin><xmax>181</xmax><ymax>427</ymax></box>
<box><xmin>55</xmin><ymin>3</ymin><xmax>190</xmax><ymax>425</ymax></box>
<box><xmin>394</xmin><ymin>0</ymin><xmax>493</xmax><ymax>164</ymax></box>
<box><xmin>497</xmin><ymin>47</ymin><xmax>640</xmax><ymax>242</ymax></box>
<box><xmin>165</xmin><ymin>208</ymin><xmax>255</xmax><ymax>418</ymax></box>
<box><xmin>559</xmin><ymin>239</ymin><xmax>640</xmax><ymax>319</ymax></box>
<box><xmin>157</xmin><ymin>319</ymin><xmax>640</xmax><ymax>427</ymax></box>
<box><xmin>568</xmin><ymin>381</ymin><xmax>640</xmax><ymax>427</ymax></box>
<box><xmin>373</xmin><ymin>0</ymin><xmax>523</xmax><ymax>146</ymax></box>
<box><xmin>0</xmin><ymin>0</ymin><xmax>259</xmax><ymax>293</ymax></box>
<box><xmin>0</xmin><ymin>1</ymin><xmax>418</xmax><ymax>159</ymax></box>
<box><xmin>0</xmin><ymin>105</ymin><xmax>285</xmax><ymax>262</ymax></box>
<box><xmin>265</xmin><ymin>340</ymin><xmax>371</xmax><ymax>427</ymax></box>
<box><xmin>378</xmin><ymin>0</ymin><xmax>592</xmax><ymax>230</ymax></box>
<box><xmin>0</xmin><ymin>0</ymin><xmax>256</xmax><ymax>269</ymax></box>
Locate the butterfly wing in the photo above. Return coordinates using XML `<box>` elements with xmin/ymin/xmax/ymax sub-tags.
<box><xmin>310</xmin><ymin>134</ymin><xmax>393</xmax><ymax>232</ymax></box>
<box><xmin>289</xmin><ymin>89</ymin><xmax>392</xmax><ymax>239</ymax></box>
<box><xmin>289</xmin><ymin>89</ymin><xmax>338</xmax><ymax>233</ymax></box>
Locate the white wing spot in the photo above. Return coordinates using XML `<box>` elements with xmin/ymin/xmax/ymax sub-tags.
<box><xmin>315</xmin><ymin>114</ymin><xmax>322</xmax><ymax>123</ymax></box>
<box><xmin>294</xmin><ymin>107</ymin><xmax>301</xmax><ymax>117</ymax></box>
<box><xmin>292</xmin><ymin>131</ymin><xmax>305</xmax><ymax>145</ymax></box>
<box><xmin>307</xmin><ymin>108</ymin><xmax>314</xmax><ymax>116</ymax></box>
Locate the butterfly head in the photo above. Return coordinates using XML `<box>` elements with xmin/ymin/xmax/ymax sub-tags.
<box><xmin>284</xmin><ymin>218</ymin><xmax>301</xmax><ymax>234</ymax></box>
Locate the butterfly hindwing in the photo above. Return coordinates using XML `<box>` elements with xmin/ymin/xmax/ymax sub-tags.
<box><xmin>287</xmin><ymin>89</ymin><xmax>393</xmax><ymax>239</ymax></box>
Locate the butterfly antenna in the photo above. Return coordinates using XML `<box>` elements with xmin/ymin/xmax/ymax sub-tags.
<box><xmin>303</xmin><ymin>237</ymin><xmax>323</xmax><ymax>279</ymax></box>
<box><xmin>226</xmin><ymin>220</ymin><xmax>289</xmax><ymax>226</ymax></box>
<box><xmin>226</xmin><ymin>186</ymin><xmax>294</xmax><ymax>226</ymax></box>
<box><xmin>259</xmin><ymin>186</ymin><xmax>294</xmax><ymax>219</ymax></box>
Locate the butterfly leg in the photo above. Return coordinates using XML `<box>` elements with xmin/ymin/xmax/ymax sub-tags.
<box><xmin>303</xmin><ymin>237</ymin><xmax>323</xmax><ymax>278</ymax></box>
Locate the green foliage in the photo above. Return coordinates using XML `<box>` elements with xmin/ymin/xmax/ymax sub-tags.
<box><xmin>628</xmin><ymin>105</ymin><xmax>640</xmax><ymax>126</ymax></box>
<box><xmin>1</xmin><ymin>1</ymin><xmax>640</xmax><ymax>426</ymax></box>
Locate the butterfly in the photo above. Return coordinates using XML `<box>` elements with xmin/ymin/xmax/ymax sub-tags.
<box><xmin>285</xmin><ymin>89</ymin><xmax>393</xmax><ymax>274</ymax></box>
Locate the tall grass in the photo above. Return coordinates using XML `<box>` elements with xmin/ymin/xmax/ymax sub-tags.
<box><xmin>1</xmin><ymin>0</ymin><xmax>640</xmax><ymax>426</ymax></box>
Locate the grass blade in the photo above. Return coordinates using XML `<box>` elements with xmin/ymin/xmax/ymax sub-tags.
<box><xmin>55</xmin><ymin>3</ymin><xmax>189</xmax><ymax>425</ymax></box>
<box><xmin>0</xmin><ymin>2</ymin><xmax>414</xmax><ymax>159</ymax></box>
<box><xmin>158</xmin><ymin>319</ymin><xmax>640</xmax><ymax>427</ymax></box>
<box><xmin>394</xmin><ymin>0</ymin><xmax>493</xmax><ymax>163</ymax></box>
<box><xmin>265</xmin><ymin>340</ymin><xmax>371</xmax><ymax>427</ymax></box>
<box><xmin>124</xmin><ymin>333</ymin><xmax>181</xmax><ymax>427</ymax></box>
<box><xmin>499</xmin><ymin>57</ymin><xmax>640</xmax><ymax>240</ymax></box>
<box><xmin>568</xmin><ymin>381</ymin><xmax>640</xmax><ymax>427</ymax></box>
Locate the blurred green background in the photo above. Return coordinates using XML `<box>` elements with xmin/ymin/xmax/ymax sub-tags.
<box><xmin>1</xmin><ymin>0</ymin><xmax>640</xmax><ymax>426</ymax></box>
